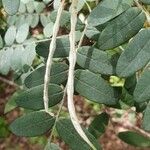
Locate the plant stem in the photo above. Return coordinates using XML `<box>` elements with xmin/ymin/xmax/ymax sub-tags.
<box><xmin>111</xmin><ymin>118</ymin><xmax>150</xmax><ymax>138</ymax></box>
<box><xmin>106</xmin><ymin>108</ymin><xmax>150</xmax><ymax>138</ymax></box>
<box><xmin>49</xmin><ymin>87</ymin><xmax>67</xmax><ymax>143</ymax></box>
<box><xmin>84</xmin><ymin>0</ymin><xmax>92</xmax><ymax>13</ymax></box>
<box><xmin>43</xmin><ymin>0</ymin><xmax>65</xmax><ymax>113</ymax></box>
<box><xmin>67</xmin><ymin>0</ymin><xmax>96</xmax><ymax>149</ymax></box>
<box><xmin>0</xmin><ymin>76</ymin><xmax>21</xmax><ymax>89</ymax></box>
<box><xmin>77</xmin><ymin>24</ymin><xmax>88</xmax><ymax>49</ymax></box>
<box><xmin>135</xmin><ymin>0</ymin><xmax>150</xmax><ymax>25</ymax></box>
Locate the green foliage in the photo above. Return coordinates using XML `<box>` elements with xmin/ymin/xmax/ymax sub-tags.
<box><xmin>74</xmin><ymin>69</ymin><xmax>117</xmax><ymax>105</ymax></box>
<box><xmin>7</xmin><ymin>0</ymin><xmax>46</xmax><ymax>28</ymax></box>
<box><xmin>0</xmin><ymin>22</ymin><xmax>36</xmax><ymax>75</ymax></box>
<box><xmin>43</xmin><ymin>22</ymin><xmax>54</xmax><ymax>38</ymax></box>
<box><xmin>15</xmin><ymin>84</ymin><xmax>63</xmax><ymax>110</ymax></box>
<box><xmin>77</xmin><ymin>46</ymin><xmax>113</xmax><ymax>75</ymax></box>
<box><xmin>16</xmin><ymin>23</ymin><xmax>29</xmax><ymax>43</ymax></box>
<box><xmin>56</xmin><ymin>119</ymin><xmax>101</xmax><ymax>150</ymax></box>
<box><xmin>98</xmin><ymin>7</ymin><xmax>146</xmax><ymax>50</ymax></box>
<box><xmin>24</xmin><ymin>63</ymin><xmax>68</xmax><ymax>88</ymax></box>
<box><xmin>4</xmin><ymin>91</ymin><xmax>19</xmax><ymax>113</ymax></box>
<box><xmin>0</xmin><ymin>35</ymin><xmax>3</xmax><ymax>48</ymax></box>
<box><xmin>44</xmin><ymin>142</ymin><xmax>61</xmax><ymax>150</ymax></box>
<box><xmin>4</xmin><ymin>26</ymin><xmax>16</xmax><ymax>46</ymax></box>
<box><xmin>9</xmin><ymin>111</ymin><xmax>55</xmax><ymax>137</ymax></box>
<box><xmin>36</xmin><ymin>36</ymin><xmax>70</xmax><ymax>58</ymax></box>
<box><xmin>0</xmin><ymin>117</ymin><xmax>9</xmax><ymax>138</ymax></box>
<box><xmin>2</xmin><ymin>0</ymin><xmax>20</xmax><ymax>15</ymax></box>
<box><xmin>87</xmin><ymin>0</ymin><xmax>133</xmax><ymax>26</ymax></box>
<box><xmin>134</xmin><ymin>69</ymin><xmax>150</xmax><ymax>103</ymax></box>
<box><xmin>1</xmin><ymin>0</ymin><xmax>150</xmax><ymax>149</ymax></box>
<box><xmin>116</xmin><ymin>29</ymin><xmax>150</xmax><ymax>77</ymax></box>
<box><xmin>88</xmin><ymin>113</ymin><xmax>109</xmax><ymax>138</ymax></box>
<box><xmin>140</xmin><ymin>0</ymin><xmax>150</xmax><ymax>4</ymax></box>
<box><xmin>118</xmin><ymin>131</ymin><xmax>150</xmax><ymax>147</ymax></box>
<box><xmin>142</xmin><ymin>103</ymin><xmax>150</xmax><ymax>131</ymax></box>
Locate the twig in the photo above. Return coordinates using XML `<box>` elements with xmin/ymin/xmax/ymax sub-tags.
<box><xmin>2</xmin><ymin>35</ymin><xmax>69</xmax><ymax>51</ymax></box>
<box><xmin>111</xmin><ymin>119</ymin><xmax>150</xmax><ymax>138</ymax></box>
<box><xmin>83</xmin><ymin>0</ymin><xmax>92</xmax><ymax>13</ymax></box>
<box><xmin>135</xmin><ymin>0</ymin><xmax>150</xmax><ymax>25</ymax></box>
<box><xmin>43</xmin><ymin>0</ymin><xmax>65</xmax><ymax>113</ymax></box>
<box><xmin>49</xmin><ymin>87</ymin><xmax>67</xmax><ymax>143</ymax></box>
<box><xmin>67</xmin><ymin>0</ymin><xmax>96</xmax><ymax>149</ymax></box>
<box><xmin>77</xmin><ymin>24</ymin><xmax>88</xmax><ymax>49</ymax></box>
<box><xmin>106</xmin><ymin>108</ymin><xmax>150</xmax><ymax>138</ymax></box>
<box><xmin>0</xmin><ymin>76</ymin><xmax>21</xmax><ymax>88</ymax></box>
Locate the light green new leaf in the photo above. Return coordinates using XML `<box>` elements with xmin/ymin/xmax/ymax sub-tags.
<box><xmin>4</xmin><ymin>26</ymin><xmax>16</xmax><ymax>46</ymax></box>
<box><xmin>53</xmin><ymin>0</ymin><xmax>61</xmax><ymax>10</ymax></box>
<box><xmin>9</xmin><ymin>111</ymin><xmax>55</xmax><ymax>137</ymax></box>
<box><xmin>18</xmin><ymin>2</ymin><xmax>26</xmax><ymax>13</ymax></box>
<box><xmin>98</xmin><ymin>7</ymin><xmax>146</xmax><ymax>50</ymax></box>
<box><xmin>140</xmin><ymin>0</ymin><xmax>150</xmax><ymax>4</ymax></box>
<box><xmin>88</xmin><ymin>113</ymin><xmax>109</xmax><ymax>138</ymax></box>
<box><xmin>15</xmin><ymin>84</ymin><xmax>63</xmax><ymax>110</ymax></box>
<box><xmin>43</xmin><ymin>22</ymin><xmax>54</xmax><ymax>38</ymax></box>
<box><xmin>10</xmin><ymin>44</ymin><xmax>34</xmax><ymax>72</ymax></box>
<box><xmin>77</xmin><ymin>46</ymin><xmax>113</xmax><ymax>75</ymax></box>
<box><xmin>74</xmin><ymin>69</ymin><xmax>116</xmax><ymax>105</ymax></box>
<box><xmin>31</xmin><ymin>14</ymin><xmax>39</xmax><ymax>28</ymax></box>
<box><xmin>21</xmin><ymin>0</ymin><xmax>30</xmax><ymax>4</ymax></box>
<box><xmin>7</xmin><ymin>15</ymin><xmax>17</xmax><ymax>26</ymax></box>
<box><xmin>87</xmin><ymin>0</ymin><xmax>133</xmax><ymax>26</ymax></box>
<box><xmin>15</xmin><ymin>15</ymin><xmax>26</xmax><ymax>28</ymax></box>
<box><xmin>25</xmin><ymin>14</ymin><xmax>33</xmax><ymax>26</ymax></box>
<box><xmin>50</xmin><ymin>10</ymin><xmax>70</xmax><ymax>27</ymax></box>
<box><xmin>26</xmin><ymin>1</ymin><xmax>34</xmax><ymax>13</ymax></box>
<box><xmin>56</xmin><ymin>119</ymin><xmax>101</xmax><ymax>150</ymax></box>
<box><xmin>68</xmin><ymin>0</ymin><xmax>85</xmax><ymax>12</ymax></box>
<box><xmin>11</xmin><ymin>45</ymin><xmax>24</xmax><ymax>71</ymax></box>
<box><xmin>34</xmin><ymin>1</ymin><xmax>45</xmax><ymax>13</ymax></box>
<box><xmin>40</xmin><ymin>14</ymin><xmax>51</xmax><ymax>27</ymax></box>
<box><xmin>116</xmin><ymin>29</ymin><xmax>150</xmax><ymax>77</ymax></box>
<box><xmin>134</xmin><ymin>70</ymin><xmax>150</xmax><ymax>103</ymax></box>
<box><xmin>2</xmin><ymin>0</ymin><xmax>20</xmax><ymax>15</ymax></box>
<box><xmin>16</xmin><ymin>23</ymin><xmax>29</xmax><ymax>43</ymax></box>
<box><xmin>22</xmin><ymin>43</ymin><xmax>36</xmax><ymax>67</ymax></box>
<box><xmin>0</xmin><ymin>48</ymin><xmax>13</xmax><ymax>75</ymax></box>
<box><xmin>118</xmin><ymin>131</ymin><xmax>150</xmax><ymax>147</ymax></box>
<box><xmin>142</xmin><ymin>103</ymin><xmax>150</xmax><ymax>131</ymax></box>
<box><xmin>25</xmin><ymin>63</ymin><xmax>68</xmax><ymax>88</ymax></box>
